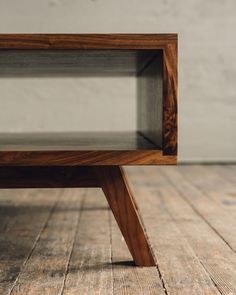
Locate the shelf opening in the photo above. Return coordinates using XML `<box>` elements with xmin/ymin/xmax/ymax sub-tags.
<box><xmin>0</xmin><ymin>49</ymin><xmax>163</xmax><ymax>153</ymax></box>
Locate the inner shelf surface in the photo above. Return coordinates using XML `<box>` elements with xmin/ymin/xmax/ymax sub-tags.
<box><xmin>0</xmin><ymin>131</ymin><xmax>158</xmax><ymax>151</ymax></box>
<box><xmin>0</xmin><ymin>131</ymin><xmax>176</xmax><ymax>166</ymax></box>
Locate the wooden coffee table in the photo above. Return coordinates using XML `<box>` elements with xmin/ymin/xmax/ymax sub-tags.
<box><xmin>0</xmin><ymin>34</ymin><xmax>178</xmax><ymax>266</ymax></box>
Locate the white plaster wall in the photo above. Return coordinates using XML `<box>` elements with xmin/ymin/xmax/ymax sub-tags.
<box><xmin>0</xmin><ymin>0</ymin><xmax>235</xmax><ymax>162</ymax></box>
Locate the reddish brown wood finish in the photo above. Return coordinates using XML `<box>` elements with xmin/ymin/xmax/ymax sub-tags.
<box><xmin>0</xmin><ymin>34</ymin><xmax>177</xmax><ymax>49</ymax></box>
<box><xmin>0</xmin><ymin>34</ymin><xmax>177</xmax><ymax>266</ymax></box>
<box><xmin>0</xmin><ymin>34</ymin><xmax>178</xmax><ymax>163</ymax></box>
<box><xmin>0</xmin><ymin>150</ymin><xmax>176</xmax><ymax>166</ymax></box>
<box><xmin>97</xmin><ymin>166</ymin><xmax>156</xmax><ymax>266</ymax></box>
<box><xmin>0</xmin><ymin>165</ymin><xmax>156</xmax><ymax>266</ymax></box>
<box><xmin>163</xmin><ymin>43</ymin><xmax>178</xmax><ymax>155</ymax></box>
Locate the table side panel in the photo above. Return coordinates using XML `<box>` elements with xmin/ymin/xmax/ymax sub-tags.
<box><xmin>163</xmin><ymin>42</ymin><xmax>178</xmax><ymax>155</ymax></box>
<box><xmin>137</xmin><ymin>53</ymin><xmax>163</xmax><ymax>148</ymax></box>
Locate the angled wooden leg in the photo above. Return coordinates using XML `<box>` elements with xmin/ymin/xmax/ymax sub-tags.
<box><xmin>0</xmin><ymin>166</ymin><xmax>155</xmax><ymax>266</ymax></box>
<box><xmin>96</xmin><ymin>166</ymin><xmax>156</xmax><ymax>266</ymax></box>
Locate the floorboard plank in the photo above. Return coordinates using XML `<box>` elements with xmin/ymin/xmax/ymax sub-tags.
<box><xmin>126</xmin><ymin>167</ymin><xmax>220</xmax><ymax>295</ymax></box>
<box><xmin>179</xmin><ymin>165</ymin><xmax>236</xmax><ymax>216</ymax></box>
<box><xmin>110</xmin><ymin>213</ymin><xmax>165</xmax><ymax>295</ymax></box>
<box><xmin>157</xmin><ymin>166</ymin><xmax>236</xmax><ymax>295</ymax></box>
<box><xmin>213</xmin><ymin>165</ymin><xmax>236</xmax><ymax>210</ymax></box>
<box><xmin>0</xmin><ymin>189</ymin><xmax>60</xmax><ymax>295</ymax></box>
<box><xmin>0</xmin><ymin>190</ymin><xmax>25</xmax><ymax>232</ymax></box>
<box><xmin>9</xmin><ymin>189</ymin><xmax>84</xmax><ymax>295</ymax></box>
<box><xmin>160</xmin><ymin>166</ymin><xmax>236</xmax><ymax>252</ymax></box>
<box><xmin>1</xmin><ymin>165</ymin><xmax>236</xmax><ymax>295</ymax></box>
<box><xmin>62</xmin><ymin>188</ymin><xmax>113</xmax><ymax>295</ymax></box>
<box><xmin>220</xmin><ymin>165</ymin><xmax>236</xmax><ymax>184</ymax></box>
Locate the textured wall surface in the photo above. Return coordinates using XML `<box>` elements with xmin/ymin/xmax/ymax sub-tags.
<box><xmin>0</xmin><ymin>77</ymin><xmax>136</xmax><ymax>132</ymax></box>
<box><xmin>0</xmin><ymin>0</ymin><xmax>235</xmax><ymax>162</ymax></box>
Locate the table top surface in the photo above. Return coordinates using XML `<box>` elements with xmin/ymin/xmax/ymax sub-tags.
<box><xmin>0</xmin><ymin>34</ymin><xmax>177</xmax><ymax>50</ymax></box>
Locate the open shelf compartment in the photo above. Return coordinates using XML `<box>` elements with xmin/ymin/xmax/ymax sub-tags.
<box><xmin>0</xmin><ymin>34</ymin><xmax>177</xmax><ymax>165</ymax></box>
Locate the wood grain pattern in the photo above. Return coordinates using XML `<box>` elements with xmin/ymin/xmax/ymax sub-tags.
<box><xmin>0</xmin><ymin>132</ymin><xmax>176</xmax><ymax>166</ymax></box>
<box><xmin>0</xmin><ymin>151</ymin><xmax>176</xmax><ymax>166</ymax></box>
<box><xmin>1</xmin><ymin>165</ymin><xmax>235</xmax><ymax>294</ymax></box>
<box><xmin>162</xmin><ymin>166</ymin><xmax>236</xmax><ymax>252</ymax></box>
<box><xmin>110</xmin><ymin>212</ymin><xmax>165</xmax><ymax>294</ymax></box>
<box><xmin>62</xmin><ymin>189</ymin><xmax>113</xmax><ymax>295</ymax></box>
<box><xmin>137</xmin><ymin>53</ymin><xmax>163</xmax><ymax>148</ymax></box>
<box><xmin>158</xmin><ymin>166</ymin><xmax>236</xmax><ymax>295</ymax></box>
<box><xmin>163</xmin><ymin>43</ymin><xmax>178</xmax><ymax>155</ymax></box>
<box><xmin>127</xmin><ymin>167</ymin><xmax>220</xmax><ymax>294</ymax></box>
<box><xmin>178</xmin><ymin>165</ymin><xmax>236</xmax><ymax>214</ymax></box>
<box><xmin>10</xmin><ymin>189</ymin><xmax>84</xmax><ymax>295</ymax></box>
<box><xmin>0</xmin><ymin>34</ymin><xmax>177</xmax><ymax>49</ymax></box>
<box><xmin>0</xmin><ymin>189</ymin><xmax>60</xmax><ymax>295</ymax></box>
<box><xmin>0</xmin><ymin>34</ymin><xmax>177</xmax><ymax>271</ymax></box>
<box><xmin>97</xmin><ymin>166</ymin><xmax>156</xmax><ymax>266</ymax></box>
<box><xmin>0</xmin><ymin>34</ymin><xmax>178</xmax><ymax>163</ymax></box>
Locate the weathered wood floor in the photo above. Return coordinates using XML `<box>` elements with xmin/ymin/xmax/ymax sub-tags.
<box><xmin>0</xmin><ymin>165</ymin><xmax>236</xmax><ymax>295</ymax></box>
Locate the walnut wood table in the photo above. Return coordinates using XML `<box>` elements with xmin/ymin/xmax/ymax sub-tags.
<box><xmin>0</xmin><ymin>34</ymin><xmax>178</xmax><ymax>266</ymax></box>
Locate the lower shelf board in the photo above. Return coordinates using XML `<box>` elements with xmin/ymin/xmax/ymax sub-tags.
<box><xmin>0</xmin><ymin>131</ymin><xmax>176</xmax><ymax>165</ymax></box>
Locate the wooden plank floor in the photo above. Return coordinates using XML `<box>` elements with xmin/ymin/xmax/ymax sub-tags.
<box><xmin>0</xmin><ymin>165</ymin><xmax>236</xmax><ymax>295</ymax></box>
